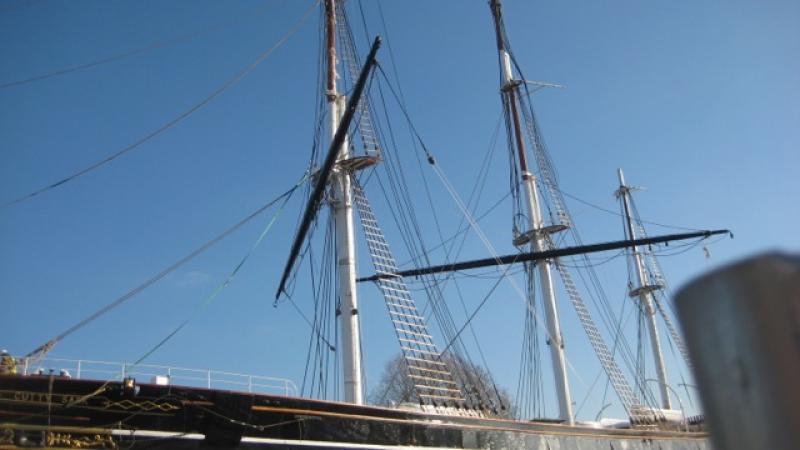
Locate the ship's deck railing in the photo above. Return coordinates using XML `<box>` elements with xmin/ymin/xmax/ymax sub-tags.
<box><xmin>18</xmin><ymin>357</ymin><xmax>298</xmax><ymax>397</ymax></box>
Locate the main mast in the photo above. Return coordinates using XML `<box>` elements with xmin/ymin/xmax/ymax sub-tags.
<box><xmin>489</xmin><ymin>0</ymin><xmax>574</xmax><ymax>424</ymax></box>
<box><xmin>326</xmin><ymin>0</ymin><xmax>363</xmax><ymax>405</ymax></box>
<box><xmin>616</xmin><ymin>169</ymin><xmax>672</xmax><ymax>410</ymax></box>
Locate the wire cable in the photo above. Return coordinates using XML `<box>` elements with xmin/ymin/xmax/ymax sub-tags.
<box><xmin>26</xmin><ymin>177</ymin><xmax>307</xmax><ymax>359</ymax></box>
<box><xmin>559</xmin><ymin>187</ymin><xmax>703</xmax><ymax>232</ymax></box>
<box><xmin>0</xmin><ymin>1</ymin><xmax>277</xmax><ymax>90</ymax></box>
<box><xmin>132</xmin><ymin>176</ymin><xmax>304</xmax><ymax>365</ymax></box>
<box><xmin>0</xmin><ymin>0</ymin><xmax>41</xmax><ymax>13</ymax></box>
<box><xmin>2</xmin><ymin>0</ymin><xmax>318</xmax><ymax>209</ymax></box>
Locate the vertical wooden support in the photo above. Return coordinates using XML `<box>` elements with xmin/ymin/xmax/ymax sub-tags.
<box><xmin>675</xmin><ymin>253</ymin><xmax>800</xmax><ymax>450</ymax></box>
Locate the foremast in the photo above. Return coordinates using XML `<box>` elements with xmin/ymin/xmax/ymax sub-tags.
<box><xmin>326</xmin><ymin>0</ymin><xmax>362</xmax><ymax>405</ymax></box>
<box><xmin>615</xmin><ymin>169</ymin><xmax>672</xmax><ymax>410</ymax></box>
<box><xmin>489</xmin><ymin>0</ymin><xmax>574</xmax><ymax>424</ymax></box>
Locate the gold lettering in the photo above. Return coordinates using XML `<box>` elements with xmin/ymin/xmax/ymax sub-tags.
<box><xmin>12</xmin><ymin>390</ymin><xmax>52</xmax><ymax>404</ymax></box>
<box><xmin>62</xmin><ymin>394</ymin><xmax>81</xmax><ymax>405</ymax></box>
<box><xmin>47</xmin><ymin>432</ymin><xmax>117</xmax><ymax>449</ymax></box>
<box><xmin>0</xmin><ymin>428</ymin><xmax>15</xmax><ymax>445</ymax></box>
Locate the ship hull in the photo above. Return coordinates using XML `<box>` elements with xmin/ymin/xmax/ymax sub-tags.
<box><xmin>0</xmin><ymin>375</ymin><xmax>708</xmax><ymax>449</ymax></box>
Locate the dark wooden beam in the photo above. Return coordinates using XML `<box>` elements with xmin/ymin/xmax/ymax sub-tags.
<box><xmin>358</xmin><ymin>229</ymin><xmax>730</xmax><ymax>282</ymax></box>
<box><xmin>276</xmin><ymin>36</ymin><xmax>382</xmax><ymax>300</ymax></box>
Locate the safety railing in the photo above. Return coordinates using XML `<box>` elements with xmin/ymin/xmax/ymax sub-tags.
<box><xmin>18</xmin><ymin>357</ymin><xmax>297</xmax><ymax>397</ymax></box>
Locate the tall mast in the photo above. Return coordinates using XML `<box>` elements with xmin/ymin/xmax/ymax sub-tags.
<box><xmin>326</xmin><ymin>0</ymin><xmax>363</xmax><ymax>405</ymax></box>
<box><xmin>616</xmin><ymin>168</ymin><xmax>672</xmax><ymax>410</ymax></box>
<box><xmin>489</xmin><ymin>0</ymin><xmax>573</xmax><ymax>424</ymax></box>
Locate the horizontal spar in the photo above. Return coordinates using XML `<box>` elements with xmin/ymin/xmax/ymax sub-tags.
<box><xmin>357</xmin><ymin>229</ymin><xmax>730</xmax><ymax>282</ymax></box>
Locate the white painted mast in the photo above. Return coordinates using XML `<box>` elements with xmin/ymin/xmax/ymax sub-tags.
<box><xmin>326</xmin><ymin>0</ymin><xmax>363</xmax><ymax>405</ymax></box>
<box><xmin>616</xmin><ymin>168</ymin><xmax>672</xmax><ymax>410</ymax></box>
<box><xmin>489</xmin><ymin>0</ymin><xmax>574</xmax><ymax>424</ymax></box>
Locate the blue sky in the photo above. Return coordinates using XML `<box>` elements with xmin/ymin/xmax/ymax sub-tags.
<box><xmin>1</xmin><ymin>0</ymin><xmax>798</xmax><ymax>420</ymax></box>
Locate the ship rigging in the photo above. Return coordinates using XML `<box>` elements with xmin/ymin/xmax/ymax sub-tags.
<box><xmin>3</xmin><ymin>2</ymin><xmax>732</xmax><ymax>445</ymax></box>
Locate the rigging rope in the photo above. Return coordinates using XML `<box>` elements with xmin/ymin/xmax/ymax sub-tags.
<box><xmin>34</xmin><ymin>178</ymin><xmax>307</xmax><ymax>413</ymax></box>
<box><xmin>426</xmin><ymin>143</ymin><xmax>596</xmax><ymax>393</ymax></box>
<box><xmin>375</xmin><ymin>64</ymin><xmax>597</xmax><ymax>413</ymax></box>
<box><xmin>437</xmin><ymin>259</ymin><xmax>518</xmax><ymax>357</ymax></box>
<box><xmin>132</xmin><ymin>177</ymin><xmax>302</xmax><ymax>365</ymax></box>
<box><xmin>370</xmin><ymin>76</ymin><xmax>506</xmax><ymax>411</ymax></box>
<box><xmin>2</xmin><ymin>0</ymin><xmax>318</xmax><ymax>209</ymax></box>
<box><xmin>26</xmin><ymin>177</ymin><xmax>307</xmax><ymax>359</ymax></box>
<box><xmin>0</xmin><ymin>1</ymin><xmax>278</xmax><ymax>90</ymax></box>
<box><xmin>0</xmin><ymin>0</ymin><xmax>40</xmax><ymax>13</ymax></box>
<box><xmin>395</xmin><ymin>190</ymin><xmax>512</xmax><ymax>268</ymax></box>
<box><xmin>511</xmin><ymin>48</ymin><xmax>665</xmax><ymax>412</ymax></box>
<box><xmin>559</xmin><ymin>187</ymin><xmax>703</xmax><ymax>233</ymax></box>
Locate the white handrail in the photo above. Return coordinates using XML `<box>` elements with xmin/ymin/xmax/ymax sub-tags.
<box><xmin>18</xmin><ymin>356</ymin><xmax>297</xmax><ymax>396</ymax></box>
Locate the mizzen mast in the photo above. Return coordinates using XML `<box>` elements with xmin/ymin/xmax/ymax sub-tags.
<box><xmin>615</xmin><ymin>168</ymin><xmax>672</xmax><ymax>410</ymax></box>
<box><xmin>489</xmin><ymin>0</ymin><xmax>574</xmax><ymax>424</ymax></box>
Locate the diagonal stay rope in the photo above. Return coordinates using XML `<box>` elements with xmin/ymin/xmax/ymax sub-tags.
<box><xmin>26</xmin><ymin>176</ymin><xmax>308</xmax><ymax>359</ymax></box>
<box><xmin>53</xmin><ymin>175</ymin><xmax>306</xmax><ymax>413</ymax></box>
<box><xmin>2</xmin><ymin>0</ymin><xmax>318</xmax><ymax>209</ymax></box>
<box><xmin>133</xmin><ymin>176</ymin><xmax>304</xmax><ymax>365</ymax></box>
<box><xmin>0</xmin><ymin>1</ymin><xmax>278</xmax><ymax>90</ymax></box>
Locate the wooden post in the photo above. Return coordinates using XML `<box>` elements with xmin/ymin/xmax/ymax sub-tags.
<box><xmin>675</xmin><ymin>253</ymin><xmax>800</xmax><ymax>450</ymax></box>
